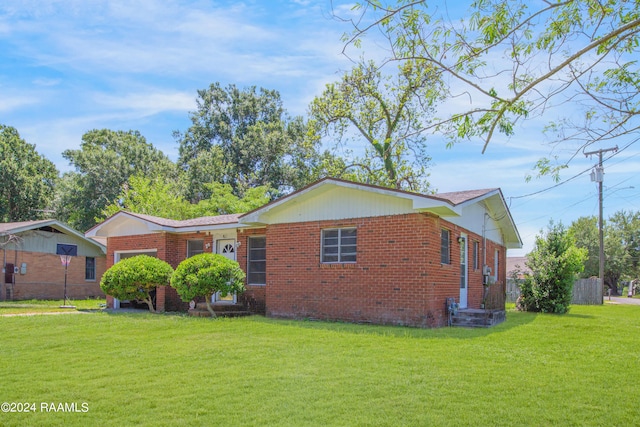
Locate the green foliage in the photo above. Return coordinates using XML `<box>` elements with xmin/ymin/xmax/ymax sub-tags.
<box><xmin>569</xmin><ymin>211</ymin><xmax>640</xmax><ymax>294</ymax></box>
<box><xmin>176</xmin><ymin>83</ymin><xmax>327</xmax><ymax>199</ymax></box>
<box><xmin>100</xmin><ymin>175</ymin><xmax>272</xmax><ymax>221</ymax></box>
<box><xmin>170</xmin><ymin>253</ymin><xmax>245</xmax><ymax>316</ymax></box>
<box><xmin>100</xmin><ymin>255</ymin><xmax>173</xmax><ymax>312</ymax></box>
<box><xmin>519</xmin><ymin>222</ymin><xmax>587</xmax><ymax>314</ymax></box>
<box><xmin>0</xmin><ymin>124</ymin><xmax>58</xmax><ymax>222</ymax></box>
<box><xmin>190</xmin><ymin>182</ymin><xmax>272</xmax><ymax>217</ymax></box>
<box><xmin>568</xmin><ymin>216</ymin><xmax>600</xmax><ymax>278</ymax></box>
<box><xmin>341</xmin><ymin>0</ymin><xmax>640</xmax><ymax>177</ymax></box>
<box><xmin>56</xmin><ymin>129</ymin><xmax>176</xmax><ymax>231</ymax></box>
<box><xmin>101</xmin><ymin>174</ymin><xmax>192</xmax><ymax>220</ymax></box>
<box><xmin>310</xmin><ymin>60</ymin><xmax>441</xmax><ymax>192</ymax></box>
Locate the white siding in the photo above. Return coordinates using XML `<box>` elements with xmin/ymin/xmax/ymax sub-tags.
<box><xmin>260</xmin><ymin>186</ymin><xmax>415</xmax><ymax>224</ymax></box>
<box><xmin>447</xmin><ymin>202</ymin><xmax>505</xmax><ymax>246</ymax></box>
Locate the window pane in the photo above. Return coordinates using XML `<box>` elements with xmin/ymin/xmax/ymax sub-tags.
<box><xmin>188</xmin><ymin>240</ymin><xmax>204</xmax><ymax>257</ymax></box>
<box><xmin>248</xmin><ymin>237</ymin><xmax>266</xmax><ymax>284</ymax></box>
<box><xmin>341</xmin><ymin>254</ymin><xmax>356</xmax><ymax>262</ymax></box>
<box><xmin>324</xmin><ymin>246</ymin><xmax>339</xmax><ymax>255</ymax></box>
<box><xmin>323</xmin><ymin>255</ymin><xmax>339</xmax><ymax>263</ymax></box>
<box><xmin>85</xmin><ymin>257</ymin><xmax>96</xmax><ymax>281</ymax></box>
<box><xmin>441</xmin><ymin>229</ymin><xmax>450</xmax><ymax>264</ymax></box>
<box><xmin>322</xmin><ymin>228</ymin><xmax>357</xmax><ymax>263</ymax></box>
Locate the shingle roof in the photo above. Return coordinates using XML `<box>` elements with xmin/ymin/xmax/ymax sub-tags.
<box><xmin>123</xmin><ymin>212</ymin><xmax>241</xmax><ymax>228</ymax></box>
<box><xmin>0</xmin><ymin>220</ymin><xmax>57</xmax><ymax>234</ymax></box>
<box><xmin>434</xmin><ymin>188</ymin><xmax>498</xmax><ymax>205</ymax></box>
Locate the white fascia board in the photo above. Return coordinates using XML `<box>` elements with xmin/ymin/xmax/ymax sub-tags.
<box><xmin>481</xmin><ymin>191</ymin><xmax>523</xmax><ymax>249</ymax></box>
<box><xmin>86</xmin><ymin>212</ymin><xmax>170</xmax><ymax>237</ymax></box>
<box><xmin>411</xmin><ymin>197</ymin><xmax>461</xmax><ymax>216</ymax></box>
<box><xmin>172</xmin><ymin>223</ymin><xmax>249</xmax><ymax>234</ymax></box>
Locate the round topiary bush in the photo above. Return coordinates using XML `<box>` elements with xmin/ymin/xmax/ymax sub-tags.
<box><xmin>170</xmin><ymin>253</ymin><xmax>246</xmax><ymax>317</ymax></box>
<box><xmin>100</xmin><ymin>255</ymin><xmax>174</xmax><ymax>312</ymax></box>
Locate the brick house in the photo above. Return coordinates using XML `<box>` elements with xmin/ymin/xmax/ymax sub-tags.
<box><xmin>87</xmin><ymin>178</ymin><xmax>521</xmax><ymax>327</ymax></box>
<box><xmin>1</xmin><ymin>220</ymin><xmax>107</xmax><ymax>301</ymax></box>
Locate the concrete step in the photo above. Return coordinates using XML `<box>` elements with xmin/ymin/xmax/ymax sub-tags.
<box><xmin>450</xmin><ymin>309</ymin><xmax>506</xmax><ymax>328</ymax></box>
<box><xmin>190</xmin><ymin>302</ymin><xmax>251</xmax><ymax>318</ymax></box>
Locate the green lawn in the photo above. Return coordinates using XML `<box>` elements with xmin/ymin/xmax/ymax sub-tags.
<box><xmin>0</xmin><ymin>299</ymin><xmax>106</xmax><ymax>315</ymax></box>
<box><xmin>0</xmin><ymin>304</ymin><xmax>638</xmax><ymax>426</ymax></box>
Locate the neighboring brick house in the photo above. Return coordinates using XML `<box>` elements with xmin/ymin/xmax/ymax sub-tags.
<box><xmin>0</xmin><ymin>220</ymin><xmax>107</xmax><ymax>301</ymax></box>
<box><xmin>87</xmin><ymin>178</ymin><xmax>521</xmax><ymax>327</ymax></box>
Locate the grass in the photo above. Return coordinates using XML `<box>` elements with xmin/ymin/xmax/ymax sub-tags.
<box><xmin>0</xmin><ymin>299</ymin><xmax>106</xmax><ymax>315</ymax></box>
<box><xmin>0</xmin><ymin>304</ymin><xmax>639</xmax><ymax>426</ymax></box>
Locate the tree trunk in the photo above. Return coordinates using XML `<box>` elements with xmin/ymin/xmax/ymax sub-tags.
<box><xmin>205</xmin><ymin>297</ymin><xmax>217</xmax><ymax>318</ymax></box>
<box><xmin>143</xmin><ymin>295</ymin><xmax>156</xmax><ymax>313</ymax></box>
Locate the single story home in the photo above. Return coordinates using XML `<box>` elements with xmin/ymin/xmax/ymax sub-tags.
<box><xmin>1</xmin><ymin>220</ymin><xmax>107</xmax><ymax>301</ymax></box>
<box><xmin>87</xmin><ymin>178</ymin><xmax>522</xmax><ymax>327</ymax></box>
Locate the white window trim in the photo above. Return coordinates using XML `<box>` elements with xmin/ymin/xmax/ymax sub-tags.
<box><xmin>321</xmin><ymin>227</ymin><xmax>357</xmax><ymax>264</ymax></box>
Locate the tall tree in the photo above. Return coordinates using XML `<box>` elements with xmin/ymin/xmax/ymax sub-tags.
<box><xmin>568</xmin><ymin>216</ymin><xmax>599</xmax><ymax>278</ymax></box>
<box><xmin>310</xmin><ymin>60</ymin><xmax>442</xmax><ymax>191</ymax></box>
<box><xmin>607</xmin><ymin>210</ymin><xmax>640</xmax><ymax>290</ymax></box>
<box><xmin>340</xmin><ymin>1</ymin><xmax>640</xmax><ymax>178</ymax></box>
<box><xmin>175</xmin><ymin>83</ymin><xmax>328</xmax><ymax>200</ymax></box>
<box><xmin>569</xmin><ymin>211</ymin><xmax>640</xmax><ymax>294</ymax></box>
<box><xmin>0</xmin><ymin>125</ymin><xmax>58</xmax><ymax>222</ymax></box>
<box><xmin>56</xmin><ymin>129</ymin><xmax>175</xmax><ymax>231</ymax></box>
<box><xmin>100</xmin><ymin>175</ymin><xmax>272</xmax><ymax>221</ymax></box>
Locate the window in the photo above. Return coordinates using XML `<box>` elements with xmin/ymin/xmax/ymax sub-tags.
<box><xmin>473</xmin><ymin>241</ymin><xmax>480</xmax><ymax>270</ymax></box>
<box><xmin>187</xmin><ymin>240</ymin><xmax>204</xmax><ymax>257</ymax></box>
<box><xmin>85</xmin><ymin>257</ymin><xmax>96</xmax><ymax>281</ymax></box>
<box><xmin>248</xmin><ymin>237</ymin><xmax>266</xmax><ymax>285</ymax></box>
<box><xmin>322</xmin><ymin>228</ymin><xmax>357</xmax><ymax>263</ymax></box>
<box><xmin>494</xmin><ymin>249</ymin><xmax>500</xmax><ymax>282</ymax></box>
<box><xmin>440</xmin><ymin>229</ymin><xmax>450</xmax><ymax>264</ymax></box>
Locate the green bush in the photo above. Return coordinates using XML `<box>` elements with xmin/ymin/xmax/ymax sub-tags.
<box><xmin>100</xmin><ymin>255</ymin><xmax>174</xmax><ymax>312</ymax></box>
<box><xmin>170</xmin><ymin>253</ymin><xmax>245</xmax><ymax>317</ymax></box>
<box><xmin>519</xmin><ymin>222</ymin><xmax>587</xmax><ymax>314</ymax></box>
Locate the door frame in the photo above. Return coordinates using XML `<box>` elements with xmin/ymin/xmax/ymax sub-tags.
<box><xmin>212</xmin><ymin>239</ymin><xmax>237</xmax><ymax>304</ymax></box>
<box><xmin>459</xmin><ymin>234</ymin><xmax>468</xmax><ymax>309</ymax></box>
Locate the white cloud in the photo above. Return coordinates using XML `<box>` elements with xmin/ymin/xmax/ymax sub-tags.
<box><xmin>0</xmin><ymin>94</ymin><xmax>39</xmax><ymax>112</ymax></box>
<box><xmin>94</xmin><ymin>90</ymin><xmax>196</xmax><ymax>116</ymax></box>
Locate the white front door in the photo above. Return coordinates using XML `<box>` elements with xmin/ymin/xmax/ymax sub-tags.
<box><xmin>213</xmin><ymin>239</ymin><xmax>237</xmax><ymax>303</ymax></box>
<box><xmin>459</xmin><ymin>235</ymin><xmax>468</xmax><ymax>309</ymax></box>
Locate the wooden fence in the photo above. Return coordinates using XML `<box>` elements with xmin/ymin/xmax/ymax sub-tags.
<box><xmin>506</xmin><ymin>277</ymin><xmax>603</xmax><ymax>305</ymax></box>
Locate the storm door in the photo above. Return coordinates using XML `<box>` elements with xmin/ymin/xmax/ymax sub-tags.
<box><xmin>213</xmin><ymin>239</ymin><xmax>237</xmax><ymax>303</ymax></box>
<box><xmin>459</xmin><ymin>235</ymin><xmax>468</xmax><ymax>308</ymax></box>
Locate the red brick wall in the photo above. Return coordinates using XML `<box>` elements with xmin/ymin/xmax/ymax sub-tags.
<box><xmin>2</xmin><ymin>250</ymin><xmax>105</xmax><ymax>300</ymax></box>
<box><xmin>102</xmin><ymin>217</ymin><xmax>507</xmax><ymax>326</ymax></box>
<box><xmin>261</xmin><ymin>213</ymin><xmax>506</xmax><ymax>328</ymax></box>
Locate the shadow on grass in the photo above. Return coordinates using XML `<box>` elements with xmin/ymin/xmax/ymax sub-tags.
<box><xmin>248</xmin><ymin>310</ymin><xmax>538</xmax><ymax>340</ymax></box>
<box><xmin>563</xmin><ymin>313</ymin><xmax>596</xmax><ymax>319</ymax></box>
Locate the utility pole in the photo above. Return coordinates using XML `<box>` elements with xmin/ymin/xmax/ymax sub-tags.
<box><xmin>585</xmin><ymin>146</ymin><xmax>618</xmax><ymax>301</ymax></box>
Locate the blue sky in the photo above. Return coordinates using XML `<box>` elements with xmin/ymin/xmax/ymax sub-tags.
<box><xmin>1</xmin><ymin>0</ymin><xmax>639</xmax><ymax>255</ymax></box>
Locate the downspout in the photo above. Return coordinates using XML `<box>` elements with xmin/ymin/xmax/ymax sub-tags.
<box><xmin>482</xmin><ymin>212</ymin><xmax>489</xmax><ymax>309</ymax></box>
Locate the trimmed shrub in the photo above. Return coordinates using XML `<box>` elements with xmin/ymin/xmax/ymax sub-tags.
<box><xmin>100</xmin><ymin>255</ymin><xmax>174</xmax><ymax>312</ymax></box>
<box><xmin>170</xmin><ymin>253</ymin><xmax>245</xmax><ymax>317</ymax></box>
<box><xmin>519</xmin><ymin>222</ymin><xmax>587</xmax><ymax>314</ymax></box>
